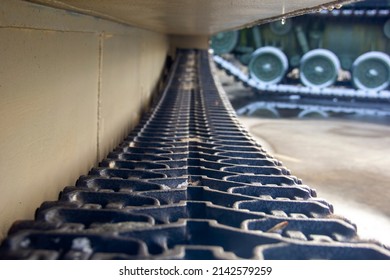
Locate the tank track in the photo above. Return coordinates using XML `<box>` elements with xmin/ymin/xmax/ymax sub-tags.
<box><xmin>315</xmin><ymin>8</ymin><xmax>390</xmax><ymax>18</ymax></box>
<box><xmin>214</xmin><ymin>55</ymin><xmax>390</xmax><ymax>116</ymax></box>
<box><xmin>236</xmin><ymin>100</ymin><xmax>390</xmax><ymax>118</ymax></box>
<box><xmin>1</xmin><ymin>50</ymin><xmax>389</xmax><ymax>260</ymax></box>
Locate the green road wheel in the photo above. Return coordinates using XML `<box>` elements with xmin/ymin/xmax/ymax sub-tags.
<box><xmin>300</xmin><ymin>49</ymin><xmax>340</xmax><ymax>88</ymax></box>
<box><xmin>352</xmin><ymin>51</ymin><xmax>390</xmax><ymax>91</ymax></box>
<box><xmin>249</xmin><ymin>47</ymin><xmax>288</xmax><ymax>85</ymax></box>
<box><xmin>210</xmin><ymin>31</ymin><xmax>239</xmax><ymax>55</ymax></box>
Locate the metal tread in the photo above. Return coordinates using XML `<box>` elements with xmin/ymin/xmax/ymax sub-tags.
<box><xmin>0</xmin><ymin>50</ymin><xmax>389</xmax><ymax>260</ymax></box>
<box><xmin>315</xmin><ymin>8</ymin><xmax>390</xmax><ymax>17</ymax></box>
<box><xmin>213</xmin><ymin>55</ymin><xmax>390</xmax><ymax>117</ymax></box>
<box><xmin>213</xmin><ymin>55</ymin><xmax>390</xmax><ymax>100</ymax></box>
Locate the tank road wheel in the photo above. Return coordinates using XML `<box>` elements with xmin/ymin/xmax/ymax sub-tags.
<box><xmin>352</xmin><ymin>52</ymin><xmax>390</xmax><ymax>91</ymax></box>
<box><xmin>270</xmin><ymin>18</ymin><xmax>292</xmax><ymax>36</ymax></box>
<box><xmin>299</xmin><ymin>49</ymin><xmax>340</xmax><ymax>88</ymax></box>
<box><xmin>210</xmin><ymin>31</ymin><xmax>239</xmax><ymax>55</ymax></box>
<box><xmin>248</xmin><ymin>46</ymin><xmax>288</xmax><ymax>85</ymax></box>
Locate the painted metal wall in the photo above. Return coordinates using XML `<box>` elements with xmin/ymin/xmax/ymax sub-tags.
<box><xmin>26</xmin><ymin>0</ymin><xmax>351</xmax><ymax>35</ymax></box>
<box><xmin>0</xmin><ymin>0</ymin><xmax>169</xmax><ymax>240</ymax></box>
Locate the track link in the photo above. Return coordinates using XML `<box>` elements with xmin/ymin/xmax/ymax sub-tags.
<box><xmin>214</xmin><ymin>55</ymin><xmax>390</xmax><ymax>117</ymax></box>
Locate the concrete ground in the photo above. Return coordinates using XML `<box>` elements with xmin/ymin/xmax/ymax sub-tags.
<box><xmin>217</xmin><ymin>70</ymin><xmax>390</xmax><ymax>246</ymax></box>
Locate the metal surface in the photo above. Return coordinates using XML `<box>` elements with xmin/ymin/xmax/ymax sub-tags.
<box><xmin>352</xmin><ymin>52</ymin><xmax>390</xmax><ymax>91</ymax></box>
<box><xmin>211</xmin><ymin>0</ymin><xmax>390</xmax><ymax>90</ymax></box>
<box><xmin>1</xmin><ymin>50</ymin><xmax>389</xmax><ymax>260</ymax></box>
<box><xmin>299</xmin><ymin>49</ymin><xmax>340</xmax><ymax>88</ymax></box>
<box><xmin>248</xmin><ymin>47</ymin><xmax>289</xmax><ymax>85</ymax></box>
<box><xmin>210</xmin><ymin>31</ymin><xmax>239</xmax><ymax>55</ymax></box>
<box><xmin>214</xmin><ymin>55</ymin><xmax>390</xmax><ymax>117</ymax></box>
<box><xmin>26</xmin><ymin>0</ymin><xmax>354</xmax><ymax>35</ymax></box>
